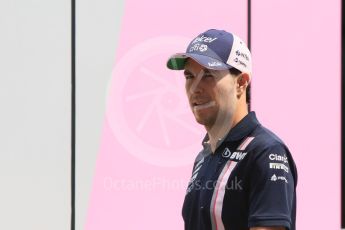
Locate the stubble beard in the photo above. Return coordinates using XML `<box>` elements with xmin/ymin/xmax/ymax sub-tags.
<box><xmin>193</xmin><ymin>103</ymin><xmax>235</xmax><ymax>133</ymax></box>
<box><xmin>206</xmin><ymin>94</ymin><xmax>237</xmax><ymax>137</ymax></box>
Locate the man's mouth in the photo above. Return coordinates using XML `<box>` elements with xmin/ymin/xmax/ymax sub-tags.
<box><xmin>192</xmin><ymin>101</ymin><xmax>216</xmax><ymax>111</ymax></box>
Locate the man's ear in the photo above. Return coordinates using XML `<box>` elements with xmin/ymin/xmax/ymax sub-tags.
<box><xmin>236</xmin><ymin>73</ymin><xmax>250</xmax><ymax>97</ymax></box>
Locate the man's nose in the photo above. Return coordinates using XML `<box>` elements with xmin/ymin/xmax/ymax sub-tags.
<box><xmin>189</xmin><ymin>70</ymin><xmax>204</xmax><ymax>94</ymax></box>
<box><xmin>189</xmin><ymin>83</ymin><xmax>203</xmax><ymax>95</ymax></box>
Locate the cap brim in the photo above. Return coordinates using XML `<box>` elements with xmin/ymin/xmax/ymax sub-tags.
<box><xmin>166</xmin><ymin>53</ymin><xmax>232</xmax><ymax>70</ymax></box>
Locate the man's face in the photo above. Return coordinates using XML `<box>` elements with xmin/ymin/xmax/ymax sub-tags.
<box><xmin>184</xmin><ymin>59</ymin><xmax>238</xmax><ymax>128</ymax></box>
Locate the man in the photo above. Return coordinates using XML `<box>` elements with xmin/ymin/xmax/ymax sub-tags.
<box><xmin>166</xmin><ymin>29</ymin><xmax>297</xmax><ymax>230</ymax></box>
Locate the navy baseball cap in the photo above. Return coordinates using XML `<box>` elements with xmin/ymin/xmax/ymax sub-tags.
<box><xmin>167</xmin><ymin>29</ymin><xmax>252</xmax><ymax>78</ymax></box>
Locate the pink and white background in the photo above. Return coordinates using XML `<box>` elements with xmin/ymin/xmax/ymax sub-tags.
<box><xmin>1</xmin><ymin>0</ymin><xmax>339</xmax><ymax>229</ymax></box>
<box><xmin>82</xmin><ymin>0</ymin><xmax>341</xmax><ymax>230</ymax></box>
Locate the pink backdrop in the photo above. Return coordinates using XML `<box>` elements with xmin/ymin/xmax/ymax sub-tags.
<box><xmin>251</xmin><ymin>0</ymin><xmax>341</xmax><ymax>229</ymax></box>
<box><xmin>85</xmin><ymin>0</ymin><xmax>341</xmax><ymax>229</ymax></box>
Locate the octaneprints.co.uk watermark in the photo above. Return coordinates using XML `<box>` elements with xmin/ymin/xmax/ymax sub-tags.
<box><xmin>103</xmin><ymin>176</ymin><xmax>189</xmax><ymax>192</ymax></box>
<box><xmin>103</xmin><ymin>176</ymin><xmax>243</xmax><ymax>192</ymax></box>
<box><xmin>188</xmin><ymin>176</ymin><xmax>243</xmax><ymax>192</ymax></box>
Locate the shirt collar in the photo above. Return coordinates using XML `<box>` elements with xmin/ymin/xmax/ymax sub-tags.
<box><xmin>201</xmin><ymin>111</ymin><xmax>260</xmax><ymax>147</ymax></box>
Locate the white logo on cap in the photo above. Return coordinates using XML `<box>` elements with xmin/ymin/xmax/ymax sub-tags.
<box><xmin>192</xmin><ymin>35</ymin><xmax>218</xmax><ymax>44</ymax></box>
<box><xmin>189</xmin><ymin>43</ymin><xmax>200</xmax><ymax>52</ymax></box>
<box><xmin>208</xmin><ymin>61</ymin><xmax>222</xmax><ymax>67</ymax></box>
<box><xmin>199</xmin><ymin>44</ymin><xmax>208</xmax><ymax>52</ymax></box>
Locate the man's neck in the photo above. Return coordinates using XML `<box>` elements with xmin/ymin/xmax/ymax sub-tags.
<box><xmin>206</xmin><ymin>108</ymin><xmax>248</xmax><ymax>153</ymax></box>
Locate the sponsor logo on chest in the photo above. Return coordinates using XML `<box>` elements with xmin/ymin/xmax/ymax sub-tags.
<box><xmin>222</xmin><ymin>147</ymin><xmax>247</xmax><ymax>161</ymax></box>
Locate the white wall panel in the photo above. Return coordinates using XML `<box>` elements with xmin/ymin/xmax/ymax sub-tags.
<box><xmin>76</xmin><ymin>1</ymin><xmax>124</xmax><ymax>229</ymax></box>
<box><xmin>0</xmin><ymin>1</ymin><xmax>70</xmax><ymax>229</ymax></box>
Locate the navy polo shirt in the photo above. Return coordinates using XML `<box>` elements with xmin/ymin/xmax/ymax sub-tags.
<box><xmin>182</xmin><ymin>112</ymin><xmax>298</xmax><ymax>230</ymax></box>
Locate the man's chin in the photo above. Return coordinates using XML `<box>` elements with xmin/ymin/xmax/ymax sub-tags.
<box><xmin>195</xmin><ymin>119</ymin><xmax>205</xmax><ymax>125</ymax></box>
<box><xmin>194</xmin><ymin>116</ymin><xmax>214</xmax><ymax>127</ymax></box>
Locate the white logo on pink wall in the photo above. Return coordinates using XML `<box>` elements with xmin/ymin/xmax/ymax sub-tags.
<box><xmin>106</xmin><ymin>36</ymin><xmax>204</xmax><ymax>167</ymax></box>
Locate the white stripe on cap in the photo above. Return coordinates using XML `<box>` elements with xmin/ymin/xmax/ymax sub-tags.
<box><xmin>210</xmin><ymin>160</ymin><xmax>238</xmax><ymax>230</ymax></box>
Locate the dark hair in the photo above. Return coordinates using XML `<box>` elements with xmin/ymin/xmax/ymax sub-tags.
<box><xmin>229</xmin><ymin>68</ymin><xmax>251</xmax><ymax>109</ymax></box>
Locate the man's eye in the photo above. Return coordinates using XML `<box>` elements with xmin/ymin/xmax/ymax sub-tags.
<box><xmin>185</xmin><ymin>75</ymin><xmax>194</xmax><ymax>80</ymax></box>
<box><xmin>203</xmin><ymin>73</ymin><xmax>214</xmax><ymax>78</ymax></box>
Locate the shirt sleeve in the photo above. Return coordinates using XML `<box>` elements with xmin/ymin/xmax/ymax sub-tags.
<box><xmin>248</xmin><ymin>143</ymin><xmax>297</xmax><ymax>229</ymax></box>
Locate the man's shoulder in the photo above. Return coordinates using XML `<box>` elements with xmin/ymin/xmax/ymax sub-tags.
<box><xmin>247</xmin><ymin>124</ymin><xmax>298</xmax><ymax>184</ymax></box>
<box><xmin>248</xmin><ymin>124</ymin><xmax>288</xmax><ymax>153</ymax></box>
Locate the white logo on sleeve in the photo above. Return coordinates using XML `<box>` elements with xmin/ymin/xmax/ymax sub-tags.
<box><xmin>269</xmin><ymin>153</ymin><xmax>288</xmax><ymax>164</ymax></box>
<box><xmin>271</xmin><ymin>174</ymin><xmax>277</xmax><ymax>181</ymax></box>
<box><xmin>269</xmin><ymin>162</ymin><xmax>289</xmax><ymax>173</ymax></box>
<box><xmin>271</xmin><ymin>174</ymin><xmax>288</xmax><ymax>183</ymax></box>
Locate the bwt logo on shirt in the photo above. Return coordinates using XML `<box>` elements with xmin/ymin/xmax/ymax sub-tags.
<box><xmin>222</xmin><ymin>148</ymin><xmax>247</xmax><ymax>161</ymax></box>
